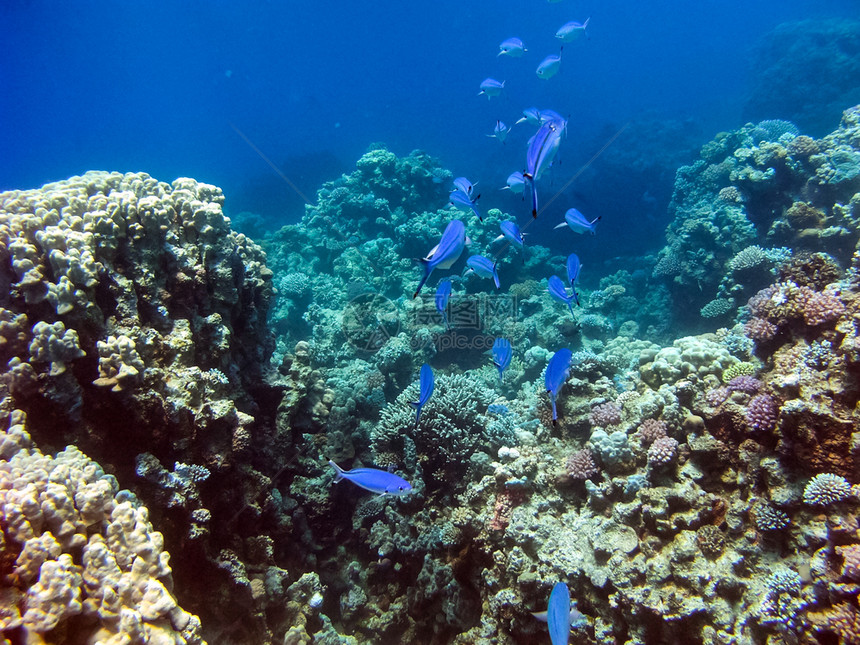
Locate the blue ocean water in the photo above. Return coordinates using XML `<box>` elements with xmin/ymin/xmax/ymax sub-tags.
<box><xmin>1</xmin><ymin>0</ymin><xmax>857</xmax><ymax>259</ymax></box>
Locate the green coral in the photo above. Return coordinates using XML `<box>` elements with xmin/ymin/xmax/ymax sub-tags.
<box><xmin>722</xmin><ymin>361</ymin><xmax>756</xmax><ymax>383</ymax></box>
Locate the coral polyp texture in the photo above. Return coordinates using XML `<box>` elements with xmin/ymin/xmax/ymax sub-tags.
<box><xmin>0</xmin><ymin>410</ymin><xmax>204</xmax><ymax>643</ymax></box>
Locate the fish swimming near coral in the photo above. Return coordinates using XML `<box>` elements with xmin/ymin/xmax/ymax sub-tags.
<box><xmin>532</xmin><ymin>582</ymin><xmax>584</xmax><ymax>644</ymax></box>
<box><xmin>328</xmin><ymin>460</ymin><xmax>413</xmax><ymax>497</ymax></box>
<box><xmin>435</xmin><ymin>279</ymin><xmax>452</xmax><ymax>330</ymax></box>
<box><xmin>495</xmin><ymin>221</ymin><xmax>525</xmax><ymax>262</ymax></box>
<box><xmin>545</xmin><ymin>348</ymin><xmax>573</xmax><ymax>423</ymax></box>
<box><xmin>556</xmin><ymin>18</ymin><xmax>590</xmax><ymax>41</ymax></box>
<box><xmin>536</xmin><ymin>48</ymin><xmax>563</xmax><ymax>80</ymax></box>
<box><xmin>524</xmin><ymin>115</ymin><xmax>566</xmax><ymax>217</ymax></box>
<box><xmin>466</xmin><ymin>255</ymin><xmax>500</xmax><ymax>289</ymax></box>
<box><xmin>491</xmin><ymin>337</ymin><xmax>512</xmax><ymax>381</ymax></box>
<box><xmin>449</xmin><ymin>189</ymin><xmax>483</xmax><ymax>222</ymax></box>
<box><xmin>498</xmin><ymin>37</ymin><xmax>527</xmax><ymax>57</ymax></box>
<box><xmin>554</xmin><ymin>208</ymin><xmax>601</xmax><ymax>235</ymax></box>
<box><xmin>548</xmin><ymin>275</ymin><xmax>576</xmax><ymax>317</ymax></box>
<box><xmin>411</xmin><ymin>363</ymin><xmax>435</xmax><ymax>425</ymax></box>
<box><xmin>478</xmin><ymin>78</ymin><xmax>505</xmax><ymax>99</ymax></box>
<box><xmin>414</xmin><ymin>219</ymin><xmax>468</xmax><ymax>298</ymax></box>
<box><xmin>487</xmin><ymin>120</ymin><xmax>512</xmax><ymax>144</ymax></box>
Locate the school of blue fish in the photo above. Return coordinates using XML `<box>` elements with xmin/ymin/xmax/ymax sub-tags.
<box><xmin>332</xmin><ymin>4</ymin><xmax>597</xmax><ymax>641</ymax></box>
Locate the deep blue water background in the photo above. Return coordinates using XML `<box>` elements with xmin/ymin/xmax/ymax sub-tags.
<box><xmin>2</xmin><ymin>0</ymin><xmax>857</xmax><ymax>260</ymax></box>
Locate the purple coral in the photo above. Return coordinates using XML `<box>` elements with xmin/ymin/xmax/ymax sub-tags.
<box><xmin>590</xmin><ymin>402</ymin><xmax>622</xmax><ymax>428</ymax></box>
<box><xmin>648</xmin><ymin>436</ymin><xmax>679</xmax><ymax>465</ymax></box>
<box><xmin>636</xmin><ymin>419</ymin><xmax>668</xmax><ymax>445</ymax></box>
<box><xmin>705</xmin><ymin>386</ymin><xmax>730</xmax><ymax>407</ymax></box>
<box><xmin>746</xmin><ymin>394</ymin><xmax>778</xmax><ymax>432</ymax></box>
<box><xmin>798</xmin><ymin>287</ymin><xmax>845</xmax><ymax>326</ymax></box>
<box><xmin>744</xmin><ymin>317</ymin><xmax>778</xmax><ymax>342</ymax></box>
<box><xmin>727</xmin><ymin>376</ymin><xmax>762</xmax><ymax>394</ymax></box>
<box><xmin>566</xmin><ymin>448</ymin><xmax>599</xmax><ymax>480</ymax></box>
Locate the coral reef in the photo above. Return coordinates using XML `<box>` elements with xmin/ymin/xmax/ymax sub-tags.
<box><xmin>2</xmin><ymin>103</ymin><xmax>860</xmax><ymax>644</ymax></box>
<box><xmin>654</xmin><ymin>105</ymin><xmax>860</xmax><ymax>327</ymax></box>
<box><xmin>0</xmin><ymin>410</ymin><xmax>204</xmax><ymax>643</ymax></box>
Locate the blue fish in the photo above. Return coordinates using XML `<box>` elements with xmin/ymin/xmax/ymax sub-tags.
<box><xmin>554</xmin><ymin>208</ymin><xmax>601</xmax><ymax>235</ymax></box>
<box><xmin>502</xmin><ymin>171</ymin><xmax>526</xmax><ymax>194</ymax></box>
<box><xmin>414</xmin><ymin>220</ymin><xmax>467</xmax><ymax>298</ymax></box>
<box><xmin>466</xmin><ymin>255</ymin><xmax>500</xmax><ymax>289</ymax></box>
<box><xmin>411</xmin><ymin>363</ymin><xmax>435</xmax><ymax>425</ymax></box>
<box><xmin>329</xmin><ymin>460</ymin><xmax>412</xmax><ymax>497</ymax></box>
<box><xmin>548</xmin><ymin>275</ymin><xmax>576</xmax><ymax>317</ymax></box>
<box><xmin>478</xmin><ymin>78</ymin><xmax>505</xmax><ymax>99</ymax></box>
<box><xmin>536</xmin><ymin>48</ymin><xmax>563</xmax><ymax>80</ymax></box>
<box><xmin>531</xmin><ymin>583</ymin><xmax>579</xmax><ymax>645</ymax></box>
<box><xmin>491</xmin><ymin>338</ymin><xmax>512</xmax><ymax>381</ymax></box>
<box><xmin>539</xmin><ymin>109</ymin><xmax>567</xmax><ymax>126</ymax></box>
<box><xmin>487</xmin><ymin>120</ymin><xmax>511</xmax><ymax>144</ymax></box>
<box><xmin>566</xmin><ymin>253</ymin><xmax>581</xmax><ymax>286</ymax></box>
<box><xmin>524</xmin><ymin>116</ymin><xmax>566</xmax><ymax>218</ymax></box>
<box><xmin>435</xmin><ymin>280</ymin><xmax>452</xmax><ymax>330</ymax></box>
<box><xmin>495</xmin><ymin>221</ymin><xmax>525</xmax><ymax>263</ymax></box>
<box><xmin>556</xmin><ymin>18</ymin><xmax>590</xmax><ymax>42</ymax></box>
<box><xmin>516</xmin><ymin>107</ymin><xmax>542</xmax><ymax>126</ymax></box>
<box><xmin>498</xmin><ymin>37</ymin><xmax>527</xmax><ymax>57</ymax></box>
<box><xmin>545</xmin><ymin>348</ymin><xmax>572</xmax><ymax>423</ymax></box>
<box><xmin>449</xmin><ymin>189</ymin><xmax>482</xmax><ymax>222</ymax></box>
<box><xmin>566</xmin><ymin>254</ymin><xmax>582</xmax><ymax>306</ymax></box>
<box><xmin>453</xmin><ymin>176</ymin><xmax>475</xmax><ymax>196</ymax></box>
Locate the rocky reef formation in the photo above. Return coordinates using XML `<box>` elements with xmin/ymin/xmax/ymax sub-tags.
<box><xmin>0</xmin><ymin>171</ymin><xmax>292</xmax><ymax>643</ymax></box>
<box><xmin>654</xmin><ymin>106</ymin><xmax>860</xmax><ymax>330</ymax></box>
<box><xmin>3</xmin><ymin>105</ymin><xmax>860</xmax><ymax>643</ymax></box>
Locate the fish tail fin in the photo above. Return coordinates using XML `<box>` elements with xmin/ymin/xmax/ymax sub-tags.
<box><xmin>328</xmin><ymin>460</ymin><xmax>345</xmax><ymax>482</ymax></box>
<box><xmin>590</xmin><ymin>216</ymin><xmax>602</xmax><ymax>234</ymax></box>
<box><xmin>413</xmin><ymin>261</ymin><xmax>432</xmax><ymax>298</ymax></box>
<box><xmin>493</xmin><ymin>263</ymin><xmax>500</xmax><ymax>289</ymax></box>
<box><xmin>523</xmin><ymin>175</ymin><xmax>538</xmax><ymax>218</ymax></box>
<box><xmin>568</xmin><ymin>303</ymin><xmax>575</xmax><ymax>318</ymax></box>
